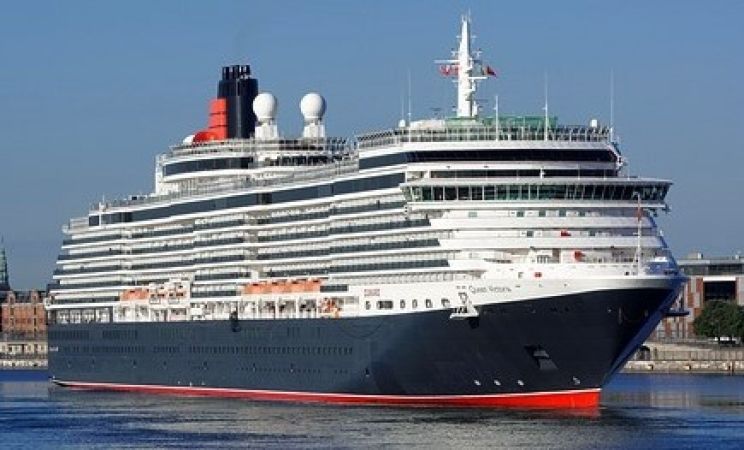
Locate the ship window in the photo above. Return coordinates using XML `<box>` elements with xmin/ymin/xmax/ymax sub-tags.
<box><xmin>412</xmin><ymin>299</ymin><xmax>418</xmax><ymax>309</ymax></box>
<box><xmin>441</xmin><ymin>298</ymin><xmax>451</xmax><ymax>308</ymax></box>
<box><xmin>411</xmin><ymin>187</ymin><xmax>422</xmax><ymax>201</ymax></box>
<box><xmin>425</xmin><ymin>299</ymin><xmax>433</xmax><ymax>308</ymax></box>
<box><xmin>495</xmin><ymin>185</ymin><xmax>509</xmax><ymax>200</ymax></box>
<box><xmin>457</xmin><ymin>186</ymin><xmax>470</xmax><ymax>200</ymax></box>
<box><xmin>376</xmin><ymin>300</ymin><xmax>393</xmax><ymax>310</ymax></box>
<box><xmin>365</xmin><ymin>301</ymin><xmax>371</xmax><ymax>310</ymax></box>
<box><xmin>472</xmin><ymin>186</ymin><xmax>483</xmax><ymax>200</ymax></box>
<box><xmin>421</xmin><ymin>187</ymin><xmax>433</xmax><ymax>201</ymax></box>
<box><xmin>484</xmin><ymin>185</ymin><xmax>495</xmax><ymax>200</ymax></box>
<box><xmin>444</xmin><ymin>187</ymin><xmax>456</xmax><ymax>201</ymax></box>
<box><xmin>400</xmin><ymin>300</ymin><xmax>406</xmax><ymax>309</ymax></box>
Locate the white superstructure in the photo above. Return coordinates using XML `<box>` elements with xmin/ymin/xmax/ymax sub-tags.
<box><xmin>46</xmin><ymin>16</ymin><xmax>680</xmax><ymax>327</ymax></box>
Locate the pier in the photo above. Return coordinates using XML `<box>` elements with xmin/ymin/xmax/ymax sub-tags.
<box><xmin>624</xmin><ymin>341</ymin><xmax>744</xmax><ymax>374</ymax></box>
<box><xmin>0</xmin><ymin>336</ymin><xmax>47</xmax><ymax>369</ymax></box>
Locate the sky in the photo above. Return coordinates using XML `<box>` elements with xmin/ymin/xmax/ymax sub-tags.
<box><xmin>0</xmin><ymin>0</ymin><xmax>742</xmax><ymax>289</ymax></box>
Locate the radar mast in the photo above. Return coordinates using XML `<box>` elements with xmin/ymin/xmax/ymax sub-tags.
<box><xmin>436</xmin><ymin>15</ymin><xmax>495</xmax><ymax>118</ymax></box>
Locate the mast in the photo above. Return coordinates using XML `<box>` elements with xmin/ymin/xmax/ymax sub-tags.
<box><xmin>436</xmin><ymin>14</ymin><xmax>489</xmax><ymax>119</ymax></box>
<box><xmin>456</xmin><ymin>16</ymin><xmax>476</xmax><ymax>117</ymax></box>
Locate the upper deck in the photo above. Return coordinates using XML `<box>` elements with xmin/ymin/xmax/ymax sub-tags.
<box><xmin>355</xmin><ymin>117</ymin><xmax>611</xmax><ymax>151</ymax></box>
<box><xmin>166</xmin><ymin>137</ymin><xmax>348</xmax><ymax>160</ymax></box>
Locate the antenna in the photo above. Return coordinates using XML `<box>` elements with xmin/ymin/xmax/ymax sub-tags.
<box><xmin>494</xmin><ymin>94</ymin><xmax>500</xmax><ymax>140</ymax></box>
<box><xmin>543</xmin><ymin>72</ymin><xmax>549</xmax><ymax>141</ymax></box>
<box><xmin>399</xmin><ymin>86</ymin><xmax>405</xmax><ymax>126</ymax></box>
<box><xmin>610</xmin><ymin>69</ymin><xmax>615</xmax><ymax>143</ymax></box>
<box><xmin>407</xmin><ymin>68</ymin><xmax>412</xmax><ymax>125</ymax></box>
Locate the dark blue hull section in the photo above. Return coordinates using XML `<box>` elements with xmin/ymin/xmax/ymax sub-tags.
<box><xmin>48</xmin><ymin>288</ymin><xmax>676</xmax><ymax>397</ymax></box>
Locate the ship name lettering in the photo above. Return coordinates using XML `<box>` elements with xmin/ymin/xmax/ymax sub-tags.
<box><xmin>468</xmin><ymin>285</ymin><xmax>511</xmax><ymax>294</ymax></box>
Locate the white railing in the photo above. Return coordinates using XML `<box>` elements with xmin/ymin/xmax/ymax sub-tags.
<box><xmin>356</xmin><ymin>124</ymin><xmax>611</xmax><ymax>150</ymax></box>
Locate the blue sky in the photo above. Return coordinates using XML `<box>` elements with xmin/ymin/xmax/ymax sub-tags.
<box><xmin>1</xmin><ymin>1</ymin><xmax>742</xmax><ymax>289</ymax></box>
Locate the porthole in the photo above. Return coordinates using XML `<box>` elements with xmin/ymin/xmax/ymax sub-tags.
<box><xmin>425</xmin><ymin>299</ymin><xmax>433</xmax><ymax>308</ymax></box>
<box><xmin>441</xmin><ymin>298</ymin><xmax>451</xmax><ymax>308</ymax></box>
<box><xmin>365</xmin><ymin>301</ymin><xmax>371</xmax><ymax>310</ymax></box>
<box><xmin>400</xmin><ymin>300</ymin><xmax>406</xmax><ymax>309</ymax></box>
<box><xmin>412</xmin><ymin>299</ymin><xmax>418</xmax><ymax>309</ymax></box>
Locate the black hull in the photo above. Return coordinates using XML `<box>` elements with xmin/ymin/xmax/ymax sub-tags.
<box><xmin>48</xmin><ymin>287</ymin><xmax>677</xmax><ymax>407</ymax></box>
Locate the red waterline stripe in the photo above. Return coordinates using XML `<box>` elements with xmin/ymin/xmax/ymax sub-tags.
<box><xmin>53</xmin><ymin>380</ymin><xmax>600</xmax><ymax>409</ymax></box>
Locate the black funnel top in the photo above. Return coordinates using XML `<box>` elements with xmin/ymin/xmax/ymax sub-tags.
<box><xmin>218</xmin><ymin>65</ymin><xmax>259</xmax><ymax>138</ymax></box>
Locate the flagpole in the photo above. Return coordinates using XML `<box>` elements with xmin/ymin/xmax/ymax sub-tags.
<box><xmin>610</xmin><ymin>69</ymin><xmax>615</xmax><ymax>144</ymax></box>
<box><xmin>635</xmin><ymin>191</ymin><xmax>642</xmax><ymax>275</ymax></box>
<box><xmin>494</xmin><ymin>94</ymin><xmax>499</xmax><ymax>141</ymax></box>
<box><xmin>543</xmin><ymin>73</ymin><xmax>549</xmax><ymax>141</ymax></box>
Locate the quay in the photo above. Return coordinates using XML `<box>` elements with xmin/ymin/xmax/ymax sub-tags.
<box><xmin>0</xmin><ymin>337</ymin><xmax>47</xmax><ymax>369</ymax></box>
<box><xmin>624</xmin><ymin>341</ymin><xmax>744</xmax><ymax>375</ymax></box>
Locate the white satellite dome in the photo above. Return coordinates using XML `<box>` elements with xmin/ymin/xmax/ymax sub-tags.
<box><xmin>182</xmin><ymin>134</ymin><xmax>195</xmax><ymax>144</ymax></box>
<box><xmin>300</xmin><ymin>92</ymin><xmax>326</xmax><ymax>121</ymax></box>
<box><xmin>252</xmin><ymin>92</ymin><xmax>278</xmax><ymax>122</ymax></box>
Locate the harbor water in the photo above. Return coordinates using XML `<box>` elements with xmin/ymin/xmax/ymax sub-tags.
<box><xmin>1</xmin><ymin>371</ymin><xmax>743</xmax><ymax>449</ymax></box>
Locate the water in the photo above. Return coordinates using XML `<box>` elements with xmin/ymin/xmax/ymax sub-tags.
<box><xmin>1</xmin><ymin>371</ymin><xmax>743</xmax><ymax>449</ymax></box>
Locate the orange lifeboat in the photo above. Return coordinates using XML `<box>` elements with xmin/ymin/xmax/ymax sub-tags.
<box><xmin>120</xmin><ymin>288</ymin><xmax>148</xmax><ymax>301</ymax></box>
<box><xmin>306</xmin><ymin>279</ymin><xmax>321</xmax><ymax>292</ymax></box>
<box><xmin>289</xmin><ymin>280</ymin><xmax>304</xmax><ymax>293</ymax></box>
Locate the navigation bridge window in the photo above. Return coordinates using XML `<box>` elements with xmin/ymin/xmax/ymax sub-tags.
<box><xmin>405</xmin><ymin>183</ymin><xmax>668</xmax><ymax>203</ymax></box>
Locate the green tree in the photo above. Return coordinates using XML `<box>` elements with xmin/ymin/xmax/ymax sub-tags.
<box><xmin>693</xmin><ymin>300</ymin><xmax>743</xmax><ymax>343</ymax></box>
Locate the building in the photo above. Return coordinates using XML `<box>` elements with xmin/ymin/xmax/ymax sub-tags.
<box><xmin>655</xmin><ymin>253</ymin><xmax>744</xmax><ymax>340</ymax></box>
<box><xmin>1</xmin><ymin>289</ymin><xmax>47</xmax><ymax>338</ymax></box>
<box><xmin>0</xmin><ymin>244</ymin><xmax>48</xmax><ymax>339</ymax></box>
<box><xmin>0</xmin><ymin>245</ymin><xmax>9</xmax><ymax>291</ymax></box>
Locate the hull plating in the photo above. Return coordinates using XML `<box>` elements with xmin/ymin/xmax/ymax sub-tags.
<box><xmin>48</xmin><ymin>287</ymin><xmax>677</xmax><ymax>408</ymax></box>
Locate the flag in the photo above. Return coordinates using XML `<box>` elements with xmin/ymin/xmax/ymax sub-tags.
<box><xmin>438</xmin><ymin>64</ymin><xmax>459</xmax><ymax>76</ymax></box>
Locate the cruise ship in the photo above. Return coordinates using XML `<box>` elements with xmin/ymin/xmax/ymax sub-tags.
<box><xmin>46</xmin><ymin>16</ymin><xmax>685</xmax><ymax>408</ymax></box>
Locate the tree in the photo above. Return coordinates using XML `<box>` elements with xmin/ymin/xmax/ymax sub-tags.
<box><xmin>693</xmin><ymin>300</ymin><xmax>743</xmax><ymax>343</ymax></box>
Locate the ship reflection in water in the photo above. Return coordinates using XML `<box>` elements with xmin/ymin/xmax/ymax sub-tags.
<box><xmin>1</xmin><ymin>371</ymin><xmax>743</xmax><ymax>448</ymax></box>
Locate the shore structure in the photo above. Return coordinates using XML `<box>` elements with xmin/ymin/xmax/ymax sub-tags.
<box><xmin>0</xmin><ymin>244</ymin><xmax>48</xmax><ymax>369</ymax></box>
<box><xmin>653</xmin><ymin>253</ymin><xmax>744</xmax><ymax>340</ymax></box>
<box><xmin>625</xmin><ymin>341</ymin><xmax>744</xmax><ymax>374</ymax></box>
<box><xmin>626</xmin><ymin>253</ymin><xmax>744</xmax><ymax>374</ymax></box>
